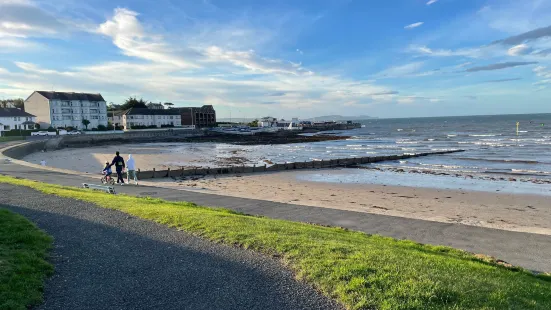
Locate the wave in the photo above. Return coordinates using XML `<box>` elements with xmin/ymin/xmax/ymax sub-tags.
<box><xmin>457</xmin><ymin>157</ymin><xmax>541</xmax><ymax>164</ymax></box>
<box><xmin>469</xmin><ymin>134</ymin><xmax>501</xmax><ymax>137</ymax></box>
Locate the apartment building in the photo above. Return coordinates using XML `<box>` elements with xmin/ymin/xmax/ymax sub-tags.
<box><xmin>24</xmin><ymin>91</ymin><xmax>108</xmax><ymax>129</ymax></box>
<box><xmin>176</xmin><ymin>105</ymin><xmax>216</xmax><ymax>128</ymax></box>
<box><xmin>0</xmin><ymin>108</ymin><xmax>36</xmax><ymax>132</ymax></box>
<box><xmin>121</xmin><ymin>108</ymin><xmax>181</xmax><ymax>130</ymax></box>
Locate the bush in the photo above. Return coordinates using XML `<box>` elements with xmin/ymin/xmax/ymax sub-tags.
<box><xmin>3</xmin><ymin>130</ymin><xmax>36</xmax><ymax>137</ymax></box>
<box><xmin>97</xmin><ymin>125</ymin><xmax>107</xmax><ymax>131</ymax></box>
<box><xmin>91</xmin><ymin>128</ymin><xmax>98</xmax><ymax>131</ymax></box>
<box><xmin>161</xmin><ymin>124</ymin><xmax>175</xmax><ymax>128</ymax></box>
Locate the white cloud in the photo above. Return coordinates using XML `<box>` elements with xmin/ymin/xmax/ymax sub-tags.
<box><xmin>296</xmin><ymin>48</ymin><xmax>303</xmax><ymax>55</ymax></box>
<box><xmin>203</xmin><ymin>46</ymin><xmax>311</xmax><ymax>75</ymax></box>
<box><xmin>507</xmin><ymin>44</ymin><xmax>532</xmax><ymax>56</ymax></box>
<box><xmin>408</xmin><ymin>45</ymin><xmax>486</xmax><ymax>58</ymax></box>
<box><xmin>376</xmin><ymin>62</ymin><xmax>425</xmax><ymax>78</ymax></box>
<box><xmin>97</xmin><ymin>8</ymin><xmax>200</xmax><ymax>69</ymax></box>
<box><xmin>426</xmin><ymin>0</ymin><xmax>439</xmax><ymax>5</ymax></box>
<box><xmin>405</xmin><ymin>22</ymin><xmax>424</xmax><ymax>30</ymax></box>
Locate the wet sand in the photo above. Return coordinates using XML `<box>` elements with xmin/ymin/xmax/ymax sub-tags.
<box><xmin>146</xmin><ymin>170</ymin><xmax>551</xmax><ymax>235</ymax></box>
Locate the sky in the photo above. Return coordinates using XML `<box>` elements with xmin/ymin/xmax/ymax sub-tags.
<box><xmin>1</xmin><ymin>0</ymin><xmax>551</xmax><ymax>119</ymax></box>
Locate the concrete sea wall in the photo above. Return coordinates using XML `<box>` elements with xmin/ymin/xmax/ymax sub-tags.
<box><xmin>3</xmin><ymin>129</ymin><xmax>204</xmax><ymax>159</ymax></box>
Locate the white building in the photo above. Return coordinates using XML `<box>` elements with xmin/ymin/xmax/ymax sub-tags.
<box><xmin>24</xmin><ymin>91</ymin><xmax>108</xmax><ymax>129</ymax></box>
<box><xmin>121</xmin><ymin>108</ymin><xmax>181</xmax><ymax>130</ymax></box>
<box><xmin>0</xmin><ymin>108</ymin><xmax>36</xmax><ymax>132</ymax></box>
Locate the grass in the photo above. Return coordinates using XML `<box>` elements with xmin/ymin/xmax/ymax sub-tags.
<box><xmin>0</xmin><ymin>136</ymin><xmax>25</xmax><ymax>143</ymax></box>
<box><xmin>0</xmin><ymin>175</ymin><xmax>550</xmax><ymax>309</ymax></box>
<box><xmin>0</xmin><ymin>208</ymin><xmax>53</xmax><ymax>310</ymax></box>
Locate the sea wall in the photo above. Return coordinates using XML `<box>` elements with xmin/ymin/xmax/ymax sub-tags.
<box><xmin>133</xmin><ymin>150</ymin><xmax>464</xmax><ymax>180</ymax></box>
<box><xmin>2</xmin><ymin>129</ymin><xmax>204</xmax><ymax>159</ymax></box>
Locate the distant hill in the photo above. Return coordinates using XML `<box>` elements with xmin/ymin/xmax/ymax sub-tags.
<box><xmin>306</xmin><ymin>115</ymin><xmax>377</xmax><ymax>121</ymax></box>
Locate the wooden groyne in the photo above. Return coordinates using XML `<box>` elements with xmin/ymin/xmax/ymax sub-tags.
<box><xmin>135</xmin><ymin>150</ymin><xmax>465</xmax><ymax>179</ymax></box>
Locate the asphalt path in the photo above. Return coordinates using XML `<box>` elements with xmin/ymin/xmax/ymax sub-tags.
<box><xmin>0</xmin><ymin>184</ymin><xmax>339</xmax><ymax>310</ymax></box>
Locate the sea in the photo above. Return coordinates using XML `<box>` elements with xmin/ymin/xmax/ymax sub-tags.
<box><xmin>249</xmin><ymin>114</ymin><xmax>550</xmax><ymax>178</ymax></box>
<box><xmin>234</xmin><ymin>113</ymin><xmax>551</xmax><ymax>194</ymax></box>
<box><xmin>131</xmin><ymin>113</ymin><xmax>551</xmax><ymax>194</ymax></box>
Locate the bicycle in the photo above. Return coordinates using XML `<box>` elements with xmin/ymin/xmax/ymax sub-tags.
<box><xmin>101</xmin><ymin>171</ymin><xmax>115</xmax><ymax>185</ymax></box>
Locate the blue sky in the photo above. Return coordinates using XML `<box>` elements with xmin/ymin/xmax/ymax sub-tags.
<box><xmin>1</xmin><ymin>0</ymin><xmax>551</xmax><ymax>119</ymax></box>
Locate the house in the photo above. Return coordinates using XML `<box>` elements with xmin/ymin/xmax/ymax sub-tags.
<box><xmin>121</xmin><ymin>108</ymin><xmax>181</xmax><ymax>130</ymax></box>
<box><xmin>175</xmin><ymin>105</ymin><xmax>216</xmax><ymax>128</ymax></box>
<box><xmin>107</xmin><ymin>111</ymin><xmax>124</xmax><ymax>128</ymax></box>
<box><xmin>24</xmin><ymin>91</ymin><xmax>108</xmax><ymax>129</ymax></box>
<box><xmin>146</xmin><ymin>102</ymin><xmax>165</xmax><ymax>110</ymax></box>
<box><xmin>0</xmin><ymin>108</ymin><xmax>37</xmax><ymax>132</ymax></box>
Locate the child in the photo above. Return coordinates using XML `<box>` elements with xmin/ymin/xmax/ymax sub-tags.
<box><xmin>103</xmin><ymin>162</ymin><xmax>113</xmax><ymax>181</ymax></box>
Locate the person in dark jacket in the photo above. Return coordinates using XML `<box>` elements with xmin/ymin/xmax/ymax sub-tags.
<box><xmin>110</xmin><ymin>151</ymin><xmax>126</xmax><ymax>184</ymax></box>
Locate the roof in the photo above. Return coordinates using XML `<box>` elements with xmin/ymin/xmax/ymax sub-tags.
<box><xmin>0</xmin><ymin>108</ymin><xmax>36</xmax><ymax>118</ymax></box>
<box><xmin>122</xmin><ymin>108</ymin><xmax>181</xmax><ymax>116</ymax></box>
<box><xmin>34</xmin><ymin>91</ymin><xmax>105</xmax><ymax>102</ymax></box>
<box><xmin>174</xmin><ymin>105</ymin><xmax>215</xmax><ymax>112</ymax></box>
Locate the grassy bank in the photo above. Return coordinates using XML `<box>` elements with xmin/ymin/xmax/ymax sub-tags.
<box><xmin>0</xmin><ymin>175</ymin><xmax>550</xmax><ymax>309</ymax></box>
<box><xmin>0</xmin><ymin>136</ymin><xmax>25</xmax><ymax>143</ymax></box>
<box><xmin>0</xmin><ymin>209</ymin><xmax>53</xmax><ymax>310</ymax></box>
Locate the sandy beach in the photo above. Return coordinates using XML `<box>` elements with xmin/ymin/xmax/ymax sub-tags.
<box><xmin>145</xmin><ymin>169</ymin><xmax>551</xmax><ymax>235</ymax></box>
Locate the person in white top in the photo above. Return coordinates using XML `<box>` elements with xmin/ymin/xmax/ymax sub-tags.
<box><xmin>126</xmin><ymin>154</ymin><xmax>138</xmax><ymax>185</ymax></box>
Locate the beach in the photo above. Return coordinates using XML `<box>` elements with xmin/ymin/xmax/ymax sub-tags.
<box><xmin>144</xmin><ymin>169</ymin><xmax>551</xmax><ymax>236</ymax></box>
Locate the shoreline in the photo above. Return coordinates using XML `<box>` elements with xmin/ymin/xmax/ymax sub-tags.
<box><xmin>18</xmin><ymin>141</ymin><xmax>551</xmax><ymax>235</ymax></box>
<box><xmin>143</xmin><ymin>169</ymin><xmax>551</xmax><ymax>236</ymax></box>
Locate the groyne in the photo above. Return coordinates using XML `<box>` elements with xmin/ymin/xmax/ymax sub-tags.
<box><xmin>134</xmin><ymin>150</ymin><xmax>465</xmax><ymax>179</ymax></box>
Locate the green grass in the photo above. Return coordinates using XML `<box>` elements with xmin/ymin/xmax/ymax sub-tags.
<box><xmin>0</xmin><ymin>136</ymin><xmax>25</xmax><ymax>143</ymax></box>
<box><xmin>0</xmin><ymin>208</ymin><xmax>53</xmax><ymax>310</ymax></box>
<box><xmin>0</xmin><ymin>175</ymin><xmax>550</xmax><ymax>309</ymax></box>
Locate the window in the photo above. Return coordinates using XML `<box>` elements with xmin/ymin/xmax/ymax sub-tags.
<box><xmin>4</xmin><ymin>125</ymin><xmax>9</xmax><ymax>130</ymax></box>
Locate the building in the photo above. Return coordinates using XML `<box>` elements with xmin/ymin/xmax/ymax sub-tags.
<box><xmin>120</xmin><ymin>108</ymin><xmax>181</xmax><ymax>130</ymax></box>
<box><xmin>0</xmin><ymin>108</ymin><xmax>36</xmax><ymax>132</ymax></box>
<box><xmin>176</xmin><ymin>105</ymin><xmax>216</xmax><ymax>128</ymax></box>
<box><xmin>146</xmin><ymin>102</ymin><xmax>165</xmax><ymax>110</ymax></box>
<box><xmin>24</xmin><ymin>91</ymin><xmax>108</xmax><ymax>129</ymax></box>
<box><xmin>107</xmin><ymin>111</ymin><xmax>124</xmax><ymax>128</ymax></box>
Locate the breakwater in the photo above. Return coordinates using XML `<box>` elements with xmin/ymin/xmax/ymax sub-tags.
<box><xmin>134</xmin><ymin>150</ymin><xmax>465</xmax><ymax>179</ymax></box>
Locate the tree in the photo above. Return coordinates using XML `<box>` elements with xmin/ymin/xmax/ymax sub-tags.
<box><xmin>248</xmin><ymin>119</ymin><xmax>259</xmax><ymax>127</ymax></box>
<box><xmin>12</xmin><ymin>99</ymin><xmax>24</xmax><ymax>111</ymax></box>
<box><xmin>82</xmin><ymin>119</ymin><xmax>90</xmax><ymax>130</ymax></box>
<box><xmin>0</xmin><ymin>98</ymin><xmax>24</xmax><ymax>110</ymax></box>
<box><xmin>107</xmin><ymin>102</ymin><xmax>122</xmax><ymax>111</ymax></box>
<box><xmin>120</xmin><ymin>97</ymin><xmax>147</xmax><ymax>110</ymax></box>
<box><xmin>164</xmin><ymin>102</ymin><xmax>174</xmax><ymax>108</ymax></box>
<box><xmin>34</xmin><ymin>123</ymin><xmax>40</xmax><ymax>130</ymax></box>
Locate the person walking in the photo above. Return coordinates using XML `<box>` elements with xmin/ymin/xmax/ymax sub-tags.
<box><xmin>126</xmin><ymin>154</ymin><xmax>138</xmax><ymax>185</ymax></box>
<box><xmin>110</xmin><ymin>151</ymin><xmax>126</xmax><ymax>185</ymax></box>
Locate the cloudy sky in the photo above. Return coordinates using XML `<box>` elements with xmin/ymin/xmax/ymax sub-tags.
<box><xmin>1</xmin><ymin>0</ymin><xmax>551</xmax><ymax>119</ymax></box>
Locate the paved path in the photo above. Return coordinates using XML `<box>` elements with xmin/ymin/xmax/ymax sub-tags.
<box><xmin>0</xmin><ymin>184</ymin><xmax>339</xmax><ymax>310</ymax></box>
<box><xmin>1</xmin><ymin>159</ymin><xmax>550</xmax><ymax>272</ymax></box>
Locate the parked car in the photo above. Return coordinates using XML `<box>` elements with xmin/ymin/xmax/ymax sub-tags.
<box><xmin>31</xmin><ymin>131</ymin><xmax>49</xmax><ymax>136</ymax></box>
<box><xmin>67</xmin><ymin>131</ymin><xmax>82</xmax><ymax>135</ymax></box>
